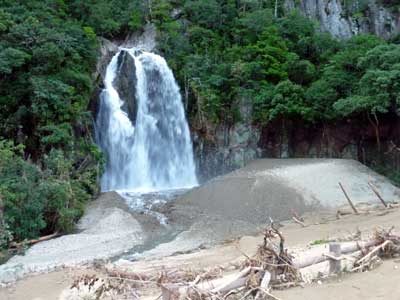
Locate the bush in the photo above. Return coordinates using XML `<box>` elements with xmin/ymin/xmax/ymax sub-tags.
<box><xmin>0</xmin><ymin>140</ymin><xmax>100</xmax><ymax>247</ymax></box>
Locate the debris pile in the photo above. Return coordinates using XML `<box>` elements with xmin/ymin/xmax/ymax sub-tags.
<box><xmin>159</xmin><ymin>225</ymin><xmax>400</xmax><ymax>300</ymax></box>
<box><xmin>60</xmin><ymin>222</ymin><xmax>400</xmax><ymax>300</ymax></box>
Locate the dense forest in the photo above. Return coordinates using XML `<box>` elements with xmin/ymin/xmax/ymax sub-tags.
<box><xmin>1</xmin><ymin>0</ymin><xmax>400</xmax><ymax>251</ymax></box>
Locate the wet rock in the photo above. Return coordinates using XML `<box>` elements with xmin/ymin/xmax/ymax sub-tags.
<box><xmin>120</xmin><ymin>23</ymin><xmax>157</xmax><ymax>51</ymax></box>
<box><xmin>90</xmin><ymin>24</ymin><xmax>157</xmax><ymax>124</ymax></box>
<box><xmin>89</xmin><ymin>38</ymin><xmax>119</xmax><ymax>117</ymax></box>
<box><xmin>96</xmin><ymin>38</ymin><xmax>119</xmax><ymax>83</ymax></box>
<box><xmin>113</xmin><ymin>50</ymin><xmax>138</xmax><ymax>124</ymax></box>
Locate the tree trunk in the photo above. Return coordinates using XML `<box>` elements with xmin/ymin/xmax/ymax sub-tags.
<box><xmin>292</xmin><ymin>240</ymin><xmax>377</xmax><ymax>268</ymax></box>
<box><xmin>367</xmin><ymin>113</ymin><xmax>381</xmax><ymax>152</ymax></box>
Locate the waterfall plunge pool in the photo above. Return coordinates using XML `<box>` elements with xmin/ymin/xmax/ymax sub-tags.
<box><xmin>117</xmin><ymin>187</ymin><xmax>193</xmax><ymax>225</ymax></box>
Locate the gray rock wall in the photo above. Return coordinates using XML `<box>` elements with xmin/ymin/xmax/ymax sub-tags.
<box><xmin>195</xmin><ymin>111</ymin><xmax>400</xmax><ymax>182</ymax></box>
<box><xmin>284</xmin><ymin>0</ymin><xmax>400</xmax><ymax>39</ymax></box>
<box><xmin>193</xmin><ymin>97</ymin><xmax>262</xmax><ymax>181</ymax></box>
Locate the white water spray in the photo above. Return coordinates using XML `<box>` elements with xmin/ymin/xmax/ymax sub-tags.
<box><xmin>96</xmin><ymin>49</ymin><xmax>197</xmax><ymax>192</ymax></box>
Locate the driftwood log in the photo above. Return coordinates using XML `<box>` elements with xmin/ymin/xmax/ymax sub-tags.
<box><xmin>9</xmin><ymin>232</ymin><xmax>60</xmax><ymax>249</ymax></box>
<box><xmin>292</xmin><ymin>239</ymin><xmax>377</xmax><ymax>268</ymax></box>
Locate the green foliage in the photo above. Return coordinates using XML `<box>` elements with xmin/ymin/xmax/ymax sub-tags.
<box><xmin>333</xmin><ymin>43</ymin><xmax>400</xmax><ymax>118</ymax></box>
<box><xmin>152</xmin><ymin>1</ymin><xmax>174</xmax><ymax>25</ymax></box>
<box><xmin>183</xmin><ymin>0</ymin><xmax>222</xmax><ymax>29</ymax></box>
<box><xmin>67</xmin><ymin>0</ymin><xmax>147</xmax><ymax>37</ymax></box>
<box><xmin>0</xmin><ymin>140</ymin><xmax>99</xmax><ymax>245</ymax></box>
<box><xmin>156</xmin><ymin>1</ymin><xmax>304</xmax><ymax>123</ymax></box>
<box><xmin>155</xmin><ymin>3</ymin><xmax>337</xmax><ymax>125</ymax></box>
<box><xmin>236</xmin><ymin>8</ymin><xmax>274</xmax><ymax>40</ymax></box>
<box><xmin>310</xmin><ymin>239</ymin><xmax>328</xmax><ymax>245</ymax></box>
<box><xmin>253</xmin><ymin>80</ymin><xmax>313</xmax><ymax>124</ymax></box>
<box><xmin>0</xmin><ymin>1</ymin><xmax>104</xmax><ymax>247</ymax></box>
<box><xmin>342</xmin><ymin>0</ymin><xmax>370</xmax><ymax>17</ymax></box>
<box><xmin>301</xmin><ymin>34</ymin><xmax>386</xmax><ymax>121</ymax></box>
<box><xmin>0</xmin><ymin>9</ymin><xmax>13</xmax><ymax>32</ymax></box>
<box><xmin>0</xmin><ymin>223</ymin><xmax>12</xmax><ymax>250</ymax></box>
<box><xmin>83</xmin><ymin>26</ymin><xmax>97</xmax><ymax>42</ymax></box>
<box><xmin>305</xmin><ymin>80</ymin><xmax>338</xmax><ymax>120</ymax></box>
<box><xmin>128</xmin><ymin>10</ymin><xmax>144</xmax><ymax>32</ymax></box>
<box><xmin>0</xmin><ymin>47</ymin><xmax>30</xmax><ymax>74</ymax></box>
<box><xmin>287</xmin><ymin>58</ymin><xmax>316</xmax><ymax>86</ymax></box>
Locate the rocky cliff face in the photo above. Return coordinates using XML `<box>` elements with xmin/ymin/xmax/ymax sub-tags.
<box><xmin>195</xmin><ymin>112</ymin><xmax>400</xmax><ymax>182</ymax></box>
<box><xmin>193</xmin><ymin>97</ymin><xmax>262</xmax><ymax>181</ymax></box>
<box><xmin>284</xmin><ymin>0</ymin><xmax>400</xmax><ymax>39</ymax></box>
<box><xmin>259</xmin><ymin>116</ymin><xmax>400</xmax><ymax>164</ymax></box>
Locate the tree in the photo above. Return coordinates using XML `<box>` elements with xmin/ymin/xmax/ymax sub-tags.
<box><xmin>253</xmin><ymin>80</ymin><xmax>313</xmax><ymax>124</ymax></box>
<box><xmin>333</xmin><ymin>44</ymin><xmax>400</xmax><ymax>151</ymax></box>
<box><xmin>0</xmin><ymin>1</ymin><xmax>102</xmax><ymax>244</ymax></box>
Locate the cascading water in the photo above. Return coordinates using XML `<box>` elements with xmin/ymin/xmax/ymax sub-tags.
<box><xmin>96</xmin><ymin>49</ymin><xmax>197</xmax><ymax>194</ymax></box>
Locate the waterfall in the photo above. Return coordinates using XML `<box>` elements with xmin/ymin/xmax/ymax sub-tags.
<box><xmin>96</xmin><ymin>49</ymin><xmax>197</xmax><ymax>193</ymax></box>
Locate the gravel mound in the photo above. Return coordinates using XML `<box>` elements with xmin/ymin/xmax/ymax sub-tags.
<box><xmin>165</xmin><ymin>159</ymin><xmax>400</xmax><ymax>234</ymax></box>
<box><xmin>0</xmin><ymin>192</ymin><xmax>144</xmax><ymax>284</ymax></box>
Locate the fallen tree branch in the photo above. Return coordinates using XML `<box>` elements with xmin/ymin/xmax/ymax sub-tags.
<box><xmin>339</xmin><ymin>182</ymin><xmax>359</xmax><ymax>214</ymax></box>
<box><xmin>290</xmin><ymin>209</ymin><xmax>306</xmax><ymax>227</ymax></box>
<box><xmin>356</xmin><ymin>240</ymin><xmax>392</xmax><ymax>265</ymax></box>
<box><xmin>9</xmin><ymin>232</ymin><xmax>60</xmax><ymax>248</ymax></box>
<box><xmin>211</xmin><ymin>267</ymin><xmax>252</xmax><ymax>293</ymax></box>
<box><xmin>290</xmin><ymin>209</ymin><xmax>304</xmax><ymax>222</ymax></box>
<box><xmin>368</xmin><ymin>182</ymin><xmax>388</xmax><ymax>208</ymax></box>
<box><xmin>291</xmin><ymin>216</ymin><xmax>306</xmax><ymax>227</ymax></box>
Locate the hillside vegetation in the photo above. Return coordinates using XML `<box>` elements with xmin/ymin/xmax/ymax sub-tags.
<box><xmin>154</xmin><ymin>0</ymin><xmax>400</xmax><ymax>180</ymax></box>
<box><xmin>0</xmin><ymin>0</ymin><xmax>400</xmax><ymax>250</ymax></box>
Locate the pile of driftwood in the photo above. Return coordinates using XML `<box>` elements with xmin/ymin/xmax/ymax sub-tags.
<box><xmin>160</xmin><ymin>224</ymin><xmax>400</xmax><ymax>300</ymax></box>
